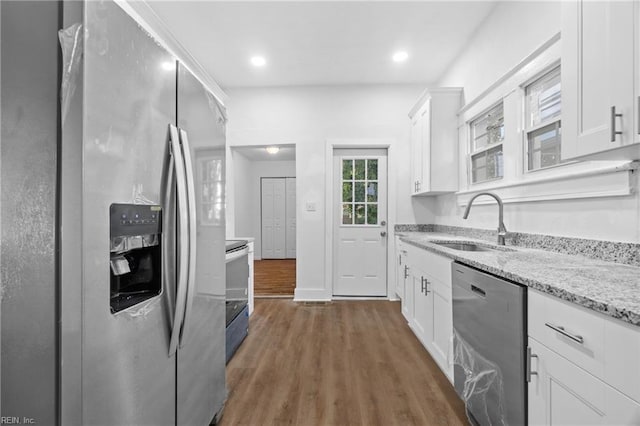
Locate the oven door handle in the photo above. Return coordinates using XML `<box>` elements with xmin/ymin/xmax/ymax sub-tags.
<box><xmin>226</xmin><ymin>246</ymin><xmax>249</xmax><ymax>263</ymax></box>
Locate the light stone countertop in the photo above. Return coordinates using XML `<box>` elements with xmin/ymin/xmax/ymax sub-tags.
<box><xmin>397</xmin><ymin>231</ymin><xmax>640</xmax><ymax>327</ymax></box>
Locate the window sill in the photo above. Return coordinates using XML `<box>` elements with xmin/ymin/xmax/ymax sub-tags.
<box><xmin>456</xmin><ymin>160</ymin><xmax>638</xmax><ymax>206</ymax></box>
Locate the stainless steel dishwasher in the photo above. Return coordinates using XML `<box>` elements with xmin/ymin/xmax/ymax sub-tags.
<box><xmin>452</xmin><ymin>262</ymin><xmax>527</xmax><ymax>426</ymax></box>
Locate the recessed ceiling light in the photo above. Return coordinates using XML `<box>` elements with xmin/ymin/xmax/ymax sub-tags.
<box><xmin>265</xmin><ymin>146</ymin><xmax>280</xmax><ymax>155</ymax></box>
<box><xmin>251</xmin><ymin>56</ymin><xmax>266</xmax><ymax>67</ymax></box>
<box><xmin>392</xmin><ymin>51</ymin><xmax>409</xmax><ymax>63</ymax></box>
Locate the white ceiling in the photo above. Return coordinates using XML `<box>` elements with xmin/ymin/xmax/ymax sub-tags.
<box><xmin>147</xmin><ymin>1</ymin><xmax>498</xmax><ymax>89</ymax></box>
<box><xmin>233</xmin><ymin>145</ymin><xmax>296</xmax><ymax>161</ymax></box>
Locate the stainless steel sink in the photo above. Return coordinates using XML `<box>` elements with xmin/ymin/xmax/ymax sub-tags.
<box><xmin>432</xmin><ymin>241</ymin><xmax>505</xmax><ymax>252</ymax></box>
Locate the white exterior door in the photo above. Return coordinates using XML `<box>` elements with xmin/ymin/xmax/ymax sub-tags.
<box><xmin>333</xmin><ymin>149</ymin><xmax>388</xmax><ymax>297</ymax></box>
<box><xmin>285</xmin><ymin>177</ymin><xmax>296</xmax><ymax>258</ymax></box>
<box><xmin>261</xmin><ymin>178</ymin><xmax>286</xmax><ymax>259</ymax></box>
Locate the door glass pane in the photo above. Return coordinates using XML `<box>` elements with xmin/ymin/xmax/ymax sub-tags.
<box><xmin>354</xmin><ymin>160</ymin><xmax>366</xmax><ymax>180</ymax></box>
<box><xmin>341</xmin><ymin>156</ymin><xmax>381</xmax><ymax>226</ymax></box>
<box><xmin>342</xmin><ymin>160</ymin><xmax>353</xmax><ymax>180</ymax></box>
<box><xmin>354</xmin><ymin>204</ymin><xmax>365</xmax><ymax>224</ymax></box>
<box><xmin>342</xmin><ymin>204</ymin><xmax>353</xmax><ymax>224</ymax></box>
<box><xmin>367</xmin><ymin>159</ymin><xmax>378</xmax><ymax>180</ymax></box>
<box><xmin>342</xmin><ymin>182</ymin><xmax>353</xmax><ymax>202</ymax></box>
<box><xmin>367</xmin><ymin>204</ymin><xmax>378</xmax><ymax>225</ymax></box>
<box><xmin>354</xmin><ymin>182</ymin><xmax>365</xmax><ymax>202</ymax></box>
<box><xmin>367</xmin><ymin>182</ymin><xmax>377</xmax><ymax>202</ymax></box>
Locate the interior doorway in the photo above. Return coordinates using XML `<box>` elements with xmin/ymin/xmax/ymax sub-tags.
<box><xmin>230</xmin><ymin>144</ymin><xmax>297</xmax><ymax>298</ymax></box>
<box><xmin>261</xmin><ymin>177</ymin><xmax>296</xmax><ymax>259</ymax></box>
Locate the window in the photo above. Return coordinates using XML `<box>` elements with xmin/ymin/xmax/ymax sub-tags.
<box><xmin>341</xmin><ymin>158</ymin><xmax>378</xmax><ymax>225</ymax></box>
<box><xmin>525</xmin><ymin>66</ymin><xmax>561</xmax><ymax>171</ymax></box>
<box><xmin>469</xmin><ymin>103</ymin><xmax>504</xmax><ymax>183</ymax></box>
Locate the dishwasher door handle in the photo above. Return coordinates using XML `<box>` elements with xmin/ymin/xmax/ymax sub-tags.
<box><xmin>470</xmin><ymin>284</ymin><xmax>486</xmax><ymax>297</ymax></box>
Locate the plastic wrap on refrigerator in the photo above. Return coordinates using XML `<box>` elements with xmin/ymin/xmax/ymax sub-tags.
<box><xmin>58</xmin><ymin>23</ymin><xmax>84</xmax><ymax>124</ymax></box>
<box><xmin>205</xmin><ymin>90</ymin><xmax>227</xmax><ymax>125</ymax></box>
<box><xmin>453</xmin><ymin>328</ymin><xmax>507</xmax><ymax>426</ymax></box>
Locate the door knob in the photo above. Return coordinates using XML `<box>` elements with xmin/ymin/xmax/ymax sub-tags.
<box><xmin>380</xmin><ymin>231</ymin><xmax>387</xmax><ymax>237</ymax></box>
<box><xmin>381</xmin><ymin>220</ymin><xmax>386</xmax><ymax>226</ymax></box>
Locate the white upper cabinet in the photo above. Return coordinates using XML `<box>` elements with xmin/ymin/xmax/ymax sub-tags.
<box><xmin>562</xmin><ymin>0</ymin><xmax>638</xmax><ymax>160</ymax></box>
<box><xmin>408</xmin><ymin>88</ymin><xmax>462</xmax><ymax>195</ymax></box>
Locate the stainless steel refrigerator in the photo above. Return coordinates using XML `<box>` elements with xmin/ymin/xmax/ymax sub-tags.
<box><xmin>2</xmin><ymin>1</ymin><xmax>227</xmax><ymax>424</ymax></box>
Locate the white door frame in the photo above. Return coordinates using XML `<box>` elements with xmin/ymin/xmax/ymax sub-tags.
<box><xmin>324</xmin><ymin>139</ymin><xmax>397</xmax><ymax>300</ymax></box>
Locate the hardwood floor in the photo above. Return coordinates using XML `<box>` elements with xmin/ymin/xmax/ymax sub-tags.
<box><xmin>254</xmin><ymin>259</ymin><xmax>296</xmax><ymax>297</ymax></box>
<box><xmin>221</xmin><ymin>299</ymin><xmax>467</xmax><ymax>426</ymax></box>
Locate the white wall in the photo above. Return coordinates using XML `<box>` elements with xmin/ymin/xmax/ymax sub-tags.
<box><xmin>234</xmin><ymin>158</ymin><xmax>296</xmax><ymax>259</ymax></box>
<box><xmin>420</xmin><ymin>1</ymin><xmax>640</xmax><ymax>243</ymax></box>
<box><xmin>226</xmin><ymin>84</ymin><xmax>426</xmax><ymax>299</ymax></box>
<box><xmin>437</xmin><ymin>1</ymin><xmax>562</xmax><ymax>103</ymax></box>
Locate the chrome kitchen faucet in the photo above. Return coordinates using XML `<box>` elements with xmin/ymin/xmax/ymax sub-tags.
<box><xmin>463</xmin><ymin>192</ymin><xmax>507</xmax><ymax>246</ymax></box>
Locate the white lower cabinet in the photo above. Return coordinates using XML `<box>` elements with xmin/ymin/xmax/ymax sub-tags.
<box><xmin>411</xmin><ymin>263</ymin><xmax>432</xmax><ymax>342</ymax></box>
<box><xmin>395</xmin><ymin>237</ymin><xmax>407</xmax><ymax>300</ymax></box>
<box><xmin>528</xmin><ymin>289</ymin><xmax>640</xmax><ymax>425</ymax></box>
<box><xmin>529</xmin><ymin>338</ymin><xmax>640</xmax><ymax>425</ymax></box>
<box><xmin>401</xmin><ymin>260</ymin><xmax>414</xmax><ymax>323</ymax></box>
<box><xmin>400</xmin><ymin>243</ymin><xmax>453</xmax><ymax>382</ymax></box>
<box><xmin>430</xmin><ymin>278</ymin><xmax>452</xmax><ymax>375</ymax></box>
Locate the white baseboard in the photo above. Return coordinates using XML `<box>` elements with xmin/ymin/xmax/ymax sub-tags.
<box><xmin>293</xmin><ymin>288</ymin><xmax>331</xmax><ymax>301</ymax></box>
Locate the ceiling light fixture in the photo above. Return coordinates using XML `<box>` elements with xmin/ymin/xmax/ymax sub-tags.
<box><xmin>251</xmin><ymin>56</ymin><xmax>266</xmax><ymax>67</ymax></box>
<box><xmin>392</xmin><ymin>51</ymin><xmax>409</xmax><ymax>63</ymax></box>
<box><xmin>265</xmin><ymin>146</ymin><xmax>280</xmax><ymax>155</ymax></box>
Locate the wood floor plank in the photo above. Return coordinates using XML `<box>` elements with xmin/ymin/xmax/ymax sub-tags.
<box><xmin>254</xmin><ymin>259</ymin><xmax>296</xmax><ymax>296</ymax></box>
<box><xmin>220</xmin><ymin>299</ymin><xmax>467</xmax><ymax>426</ymax></box>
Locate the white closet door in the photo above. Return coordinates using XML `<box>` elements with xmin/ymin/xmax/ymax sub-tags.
<box><xmin>261</xmin><ymin>178</ymin><xmax>286</xmax><ymax>259</ymax></box>
<box><xmin>285</xmin><ymin>178</ymin><xmax>296</xmax><ymax>259</ymax></box>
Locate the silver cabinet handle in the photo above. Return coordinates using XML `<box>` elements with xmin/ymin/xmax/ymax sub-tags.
<box><xmin>611</xmin><ymin>106</ymin><xmax>623</xmax><ymax>142</ymax></box>
<box><xmin>421</xmin><ymin>277</ymin><xmax>430</xmax><ymax>294</ymax></box>
<box><xmin>167</xmin><ymin>124</ymin><xmax>189</xmax><ymax>357</ymax></box>
<box><xmin>178</xmin><ymin>129</ymin><xmax>197</xmax><ymax>348</ymax></box>
<box><xmin>526</xmin><ymin>346</ymin><xmax>538</xmax><ymax>382</ymax></box>
<box><xmin>404</xmin><ymin>265</ymin><xmax>409</xmax><ymax>279</ymax></box>
<box><xmin>398</xmin><ymin>254</ymin><xmax>402</xmax><ymax>266</ymax></box>
<box><xmin>545</xmin><ymin>322</ymin><xmax>584</xmax><ymax>344</ymax></box>
<box><xmin>381</xmin><ymin>220</ymin><xmax>386</xmax><ymax>226</ymax></box>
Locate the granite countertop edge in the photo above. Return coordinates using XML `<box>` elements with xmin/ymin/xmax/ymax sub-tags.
<box><xmin>397</xmin><ymin>232</ymin><xmax>640</xmax><ymax>328</ymax></box>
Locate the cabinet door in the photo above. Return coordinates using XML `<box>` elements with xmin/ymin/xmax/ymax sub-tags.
<box><xmin>418</xmin><ymin>100</ymin><xmax>431</xmax><ymax>193</ymax></box>
<box><xmin>401</xmin><ymin>262</ymin><xmax>414</xmax><ymax>323</ymax></box>
<box><xmin>395</xmin><ymin>241</ymin><xmax>406</xmax><ymax>300</ymax></box>
<box><xmin>430</xmin><ymin>277</ymin><xmax>453</xmax><ymax>380</ymax></box>
<box><xmin>410</xmin><ymin>114</ymin><xmax>423</xmax><ymax>194</ymax></box>
<box><xmin>412</xmin><ymin>266</ymin><xmax>433</xmax><ymax>345</ymax></box>
<box><xmin>562</xmin><ymin>0</ymin><xmax>635</xmax><ymax>159</ymax></box>
<box><xmin>529</xmin><ymin>338</ymin><xmax>640</xmax><ymax>426</ymax></box>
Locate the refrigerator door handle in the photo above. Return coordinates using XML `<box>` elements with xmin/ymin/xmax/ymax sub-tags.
<box><xmin>178</xmin><ymin>128</ymin><xmax>198</xmax><ymax>348</ymax></box>
<box><xmin>168</xmin><ymin>124</ymin><xmax>190</xmax><ymax>357</ymax></box>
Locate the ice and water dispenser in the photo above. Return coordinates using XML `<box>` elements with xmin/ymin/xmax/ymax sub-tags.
<box><xmin>109</xmin><ymin>204</ymin><xmax>162</xmax><ymax>313</ymax></box>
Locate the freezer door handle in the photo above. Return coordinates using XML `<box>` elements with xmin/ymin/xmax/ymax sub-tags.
<box><xmin>178</xmin><ymin>128</ymin><xmax>198</xmax><ymax>348</ymax></box>
<box><xmin>167</xmin><ymin>124</ymin><xmax>190</xmax><ymax>357</ymax></box>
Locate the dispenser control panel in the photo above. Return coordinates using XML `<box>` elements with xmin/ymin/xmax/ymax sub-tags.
<box><xmin>110</xmin><ymin>204</ymin><xmax>162</xmax><ymax>237</ymax></box>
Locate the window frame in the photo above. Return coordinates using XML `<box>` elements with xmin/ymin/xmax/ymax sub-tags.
<box><xmin>468</xmin><ymin>101</ymin><xmax>505</xmax><ymax>185</ymax></box>
<box><xmin>522</xmin><ymin>63</ymin><xmax>564</xmax><ymax>173</ymax></box>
